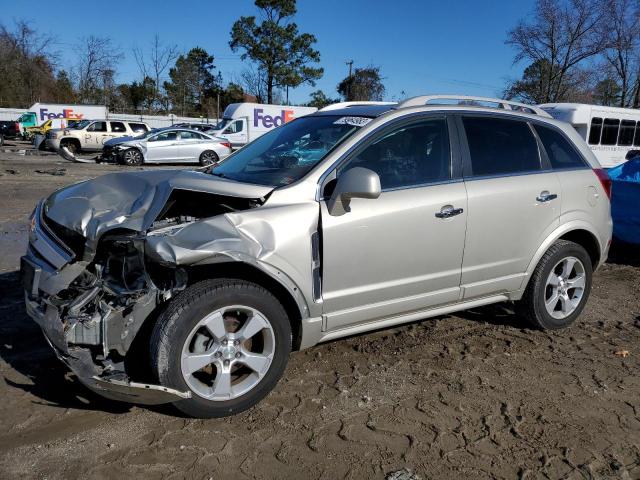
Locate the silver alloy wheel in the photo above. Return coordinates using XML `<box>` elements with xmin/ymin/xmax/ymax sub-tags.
<box><xmin>123</xmin><ymin>149</ymin><xmax>141</xmax><ymax>165</ymax></box>
<box><xmin>200</xmin><ymin>151</ymin><xmax>217</xmax><ymax>165</ymax></box>
<box><xmin>181</xmin><ymin>305</ymin><xmax>276</xmax><ymax>401</ymax></box>
<box><xmin>544</xmin><ymin>256</ymin><xmax>586</xmax><ymax>319</ymax></box>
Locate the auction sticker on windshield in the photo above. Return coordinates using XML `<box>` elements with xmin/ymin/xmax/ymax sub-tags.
<box><xmin>333</xmin><ymin>116</ymin><xmax>372</xmax><ymax>127</ymax></box>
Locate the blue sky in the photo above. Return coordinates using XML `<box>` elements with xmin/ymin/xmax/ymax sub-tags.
<box><xmin>3</xmin><ymin>0</ymin><xmax>535</xmax><ymax>104</ymax></box>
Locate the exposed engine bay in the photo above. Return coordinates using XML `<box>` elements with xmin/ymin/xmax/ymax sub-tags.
<box><xmin>20</xmin><ymin>168</ymin><xmax>310</xmax><ymax>404</ymax></box>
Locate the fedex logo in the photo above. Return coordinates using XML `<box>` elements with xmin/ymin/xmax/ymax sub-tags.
<box><xmin>253</xmin><ymin>108</ymin><xmax>294</xmax><ymax>129</ymax></box>
<box><xmin>40</xmin><ymin>108</ymin><xmax>84</xmax><ymax>121</ymax></box>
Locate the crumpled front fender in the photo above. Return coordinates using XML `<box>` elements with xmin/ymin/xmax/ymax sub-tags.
<box><xmin>145</xmin><ymin>202</ymin><xmax>320</xmax><ymax>319</ymax></box>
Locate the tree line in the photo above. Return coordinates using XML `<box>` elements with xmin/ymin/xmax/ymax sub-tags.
<box><xmin>0</xmin><ymin>0</ymin><xmax>384</xmax><ymax>117</ymax></box>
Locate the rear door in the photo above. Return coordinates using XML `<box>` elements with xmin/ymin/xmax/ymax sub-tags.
<box><xmin>320</xmin><ymin>115</ymin><xmax>468</xmax><ymax>331</ymax></box>
<box><xmin>145</xmin><ymin>130</ymin><xmax>179</xmax><ymax>162</ymax></box>
<box><xmin>177</xmin><ymin>131</ymin><xmax>205</xmax><ymax>162</ymax></box>
<box><xmin>109</xmin><ymin>121</ymin><xmax>127</xmax><ymax>141</ymax></box>
<box><xmin>457</xmin><ymin>115</ymin><xmax>561</xmax><ymax>299</ymax></box>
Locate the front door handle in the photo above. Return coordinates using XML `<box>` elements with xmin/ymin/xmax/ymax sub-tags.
<box><xmin>536</xmin><ymin>191</ymin><xmax>558</xmax><ymax>203</ymax></box>
<box><xmin>435</xmin><ymin>206</ymin><xmax>464</xmax><ymax>219</ymax></box>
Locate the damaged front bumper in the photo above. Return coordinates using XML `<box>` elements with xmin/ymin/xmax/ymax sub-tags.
<box><xmin>24</xmin><ymin>291</ymin><xmax>189</xmax><ymax>404</ymax></box>
<box><xmin>21</xmin><ymin>205</ymin><xmax>190</xmax><ymax>405</ymax></box>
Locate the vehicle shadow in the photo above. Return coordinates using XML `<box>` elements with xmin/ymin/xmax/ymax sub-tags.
<box><xmin>0</xmin><ymin>270</ymin><xmax>131</xmax><ymax>413</ymax></box>
<box><xmin>452</xmin><ymin>302</ymin><xmax>528</xmax><ymax>329</ymax></box>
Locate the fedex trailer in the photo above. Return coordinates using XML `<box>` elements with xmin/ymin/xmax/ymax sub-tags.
<box><xmin>209</xmin><ymin>103</ymin><xmax>317</xmax><ymax>148</ymax></box>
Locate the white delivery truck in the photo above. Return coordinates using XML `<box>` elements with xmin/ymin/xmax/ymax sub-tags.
<box><xmin>209</xmin><ymin>103</ymin><xmax>317</xmax><ymax>148</ymax></box>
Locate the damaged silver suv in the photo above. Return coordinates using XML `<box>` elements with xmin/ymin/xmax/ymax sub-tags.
<box><xmin>22</xmin><ymin>96</ymin><xmax>613</xmax><ymax>418</ymax></box>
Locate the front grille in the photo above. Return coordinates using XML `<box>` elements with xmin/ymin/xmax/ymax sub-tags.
<box><xmin>42</xmin><ymin>214</ymin><xmax>85</xmax><ymax>259</ymax></box>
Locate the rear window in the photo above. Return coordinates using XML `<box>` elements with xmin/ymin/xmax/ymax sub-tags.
<box><xmin>110</xmin><ymin>121</ymin><xmax>126</xmax><ymax>133</ymax></box>
<box><xmin>129</xmin><ymin>122</ymin><xmax>148</xmax><ymax>133</ymax></box>
<box><xmin>462</xmin><ymin>117</ymin><xmax>541</xmax><ymax>177</ymax></box>
<box><xmin>87</xmin><ymin>121</ymin><xmax>107</xmax><ymax>132</ymax></box>
<box><xmin>179</xmin><ymin>131</ymin><xmax>202</xmax><ymax>140</ymax></box>
<box><xmin>534</xmin><ymin>125</ymin><xmax>587</xmax><ymax>170</ymax></box>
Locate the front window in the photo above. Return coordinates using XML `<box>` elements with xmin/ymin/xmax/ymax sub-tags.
<box><xmin>73</xmin><ymin>120</ymin><xmax>92</xmax><ymax>130</ymax></box>
<box><xmin>209</xmin><ymin>115</ymin><xmax>369</xmax><ymax>186</ymax></box>
<box><xmin>213</xmin><ymin>118</ymin><xmax>231</xmax><ymax>130</ymax></box>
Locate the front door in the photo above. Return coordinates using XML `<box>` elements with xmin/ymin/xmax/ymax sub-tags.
<box><xmin>458</xmin><ymin>115</ymin><xmax>561</xmax><ymax>299</ymax></box>
<box><xmin>320</xmin><ymin>116</ymin><xmax>467</xmax><ymax>331</ymax></box>
<box><xmin>85</xmin><ymin>121</ymin><xmax>109</xmax><ymax>149</ymax></box>
<box><xmin>145</xmin><ymin>130</ymin><xmax>179</xmax><ymax>162</ymax></box>
<box><xmin>221</xmin><ymin>118</ymin><xmax>248</xmax><ymax>147</ymax></box>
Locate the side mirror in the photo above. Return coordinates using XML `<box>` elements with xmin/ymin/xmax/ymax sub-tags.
<box><xmin>327</xmin><ymin>167</ymin><xmax>381</xmax><ymax>216</ymax></box>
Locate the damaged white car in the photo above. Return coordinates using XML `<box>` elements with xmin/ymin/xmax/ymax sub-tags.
<box><xmin>22</xmin><ymin>97</ymin><xmax>612</xmax><ymax>418</ymax></box>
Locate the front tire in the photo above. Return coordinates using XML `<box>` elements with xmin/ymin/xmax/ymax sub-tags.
<box><xmin>517</xmin><ymin>240</ymin><xmax>593</xmax><ymax>330</ymax></box>
<box><xmin>150</xmin><ymin>279</ymin><xmax>291</xmax><ymax>418</ymax></box>
<box><xmin>122</xmin><ymin>148</ymin><xmax>143</xmax><ymax>166</ymax></box>
<box><xmin>60</xmin><ymin>139</ymin><xmax>79</xmax><ymax>154</ymax></box>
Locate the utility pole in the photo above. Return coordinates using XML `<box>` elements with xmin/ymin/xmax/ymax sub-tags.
<box><xmin>346</xmin><ymin>60</ymin><xmax>354</xmax><ymax>100</ymax></box>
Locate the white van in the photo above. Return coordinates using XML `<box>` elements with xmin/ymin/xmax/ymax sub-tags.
<box><xmin>540</xmin><ymin>103</ymin><xmax>640</xmax><ymax>168</ymax></box>
<box><xmin>208</xmin><ymin>103</ymin><xmax>317</xmax><ymax>148</ymax></box>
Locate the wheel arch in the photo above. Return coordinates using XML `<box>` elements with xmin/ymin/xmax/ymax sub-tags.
<box><xmin>520</xmin><ymin>221</ymin><xmax>604</xmax><ymax>295</ymax></box>
<box><xmin>185</xmin><ymin>261</ymin><xmax>306</xmax><ymax>351</ymax></box>
<box><xmin>60</xmin><ymin>137</ymin><xmax>81</xmax><ymax>148</ymax></box>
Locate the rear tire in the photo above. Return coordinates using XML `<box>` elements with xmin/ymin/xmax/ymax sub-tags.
<box><xmin>199</xmin><ymin>150</ymin><xmax>219</xmax><ymax>166</ymax></box>
<box><xmin>150</xmin><ymin>279</ymin><xmax>291</xmax><ymax>418</ymax></box>
<box><xmin>122</xmin><ymin>148</ymin><xmax>143</xmax><ymax>166</ymax></box>
<box><xmin>517</xmin><ymin>240</ymin><xmax>593</xmax><ymax>330</ymax></box>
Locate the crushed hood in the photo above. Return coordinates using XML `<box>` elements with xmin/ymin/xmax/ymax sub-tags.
<box><xmin>44</xmin><ymin>169</ymin><xmax>274</xmax><ymax>242</ymax></box>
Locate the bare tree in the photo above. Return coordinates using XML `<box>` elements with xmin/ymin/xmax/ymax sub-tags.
<box><xmin>133</xmin><ymin>34</ymin><xmax>178</xmax><ymax>112</ymax></box>
<box><xmin>506</xmin><ymin>0</ymin><xmax>606</xmax><ymax>103</ymax></box>
<box><xmin>600</xmin><ymin>0</ymin><xmax>640</xmax><ymax>107</ymax></box>
<box><xmin>0</xmin><ymin>20</ymin><xmax>59</xmax><ymax>106</ymax></box>
<box><xmin>75</xmin><ymin>35</ymin><xmax>122</xmax><ymax>104</ymax></box>
<box><xmin>239</xmin><ymin>67</ymin><xmax>267</xmax><ymax>103</ymax></box>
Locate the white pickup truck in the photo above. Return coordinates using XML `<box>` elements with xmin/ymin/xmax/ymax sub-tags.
<box><xmin>46</xmin><ymin>119</ymin><xmax>150</xmax><ymax>153</ymax></box>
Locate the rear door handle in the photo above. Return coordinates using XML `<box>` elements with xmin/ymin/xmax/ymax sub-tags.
<box><xmin>536</xmin><ymin>191</ymin><xmax>558</xmax><ymax>203</ymax></box>
<box><xmin>435</xmin><ymin>206</ymin><xmax>464</xmax><ymax>218</ymax></box>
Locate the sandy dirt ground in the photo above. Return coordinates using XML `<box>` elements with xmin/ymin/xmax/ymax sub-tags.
<box><xmin>0</xmin><ymin>146</ymin><xmax>639</xmax><ymax>479</ymax></box>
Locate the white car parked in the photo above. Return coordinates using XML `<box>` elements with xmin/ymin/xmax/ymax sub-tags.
<box><xmin>102</xmin><ymin>128</ymin><xmax>233</xmax><ymax>166</ymax></box>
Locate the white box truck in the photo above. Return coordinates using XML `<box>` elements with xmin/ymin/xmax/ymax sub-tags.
<box><xmin>209</xmin><ymin>103</ymin><xmax>317</xmax><ymax>148</ymax></box>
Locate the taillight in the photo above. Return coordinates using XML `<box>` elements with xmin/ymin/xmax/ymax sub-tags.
<box><xmin>593</xmin><ymin>168</ymin><xmax>612</xmax><ymax>199</ymax></box>
<box><xmin>14</xmin><ymin>122</ymin><xmax>19</xmax><ymax>131</ymax></box>
<box><xmin>220</xmin><ymin>142</ymin><xmax>231</xmax><ymax>149</ymax></box>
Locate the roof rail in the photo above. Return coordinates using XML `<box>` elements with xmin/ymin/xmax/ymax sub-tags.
<box><xmin>319</xmin><ymin>101</ymin><xmax>397</xmax><ymax>111</ymax></box>
<box><xmin>397</xmin><ymin>95</ymin><xmax>552</xmax><ymax>117</ymax></box>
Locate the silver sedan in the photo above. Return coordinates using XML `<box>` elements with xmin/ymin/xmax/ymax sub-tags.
<box><xmin>105</xmin><ymin>128</ymin><xmax>232</xmax><ymax>166</ymax></box>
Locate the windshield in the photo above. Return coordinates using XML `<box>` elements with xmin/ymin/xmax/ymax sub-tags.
<box><xmin>213</xmin><ymin>118</ymin><xmax>231</xmax><ymax>130</ymax></box>
<box><xmin>73</xmin><ymin>120</ymin><xmax>92</xmax><ymax>130</ymax></box>
<box><xmin>209</xmin><ymin>115</ymin><xmax>370</xmax><ymax>186</ymax></box>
